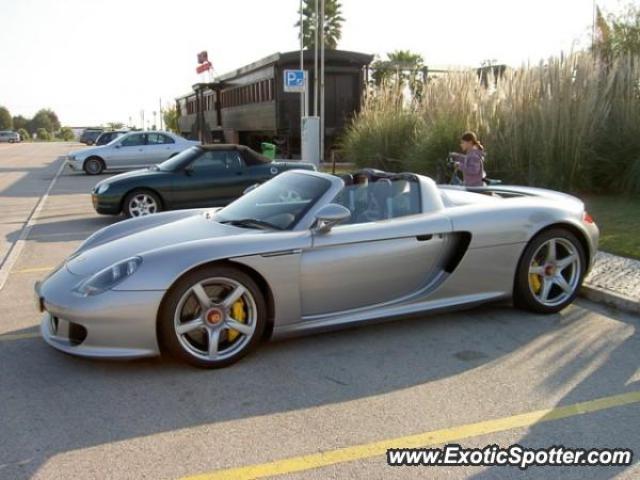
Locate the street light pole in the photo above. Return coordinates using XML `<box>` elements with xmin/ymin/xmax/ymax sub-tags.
<box><xmin>314</xmin><ymin>0</ymin><xmax>319</xmax><ymax>116</ymax></box>
<box><xmin>319</xmin><ymin>0</ymin><xmax>325</xmax><ymax>163</ymax></box>
<box><xmin>299</xmin><ymin>0</ymin><xmax>305</xmax><ymax>119</ymax></box>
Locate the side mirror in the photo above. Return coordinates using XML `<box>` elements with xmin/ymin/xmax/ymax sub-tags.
<box><xmin>242</xmin><ymin>183</ymin><xmax>260</xmax><ymax>195</ymax></box>
<box><xmin>114</xmin><ymin>144</ymin><xmax>121</xmax><ymax>149</ymax></box>
<box><xmin>184</xmin><ymin>166</ymin><xmax>194</xmax><ymax>176</ymax></box>
<box><xmin>314</xmin><ymin>203</ymin><xmax>351</xmax><ymax>233</ymax></box>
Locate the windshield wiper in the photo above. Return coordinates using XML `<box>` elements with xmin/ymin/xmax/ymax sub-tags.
<box><xmin>219</xmin><ymin>218</ymin><xmax>283</xmax><ymax>230</ymax></box>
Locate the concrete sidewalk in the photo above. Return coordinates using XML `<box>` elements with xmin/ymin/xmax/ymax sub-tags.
<box><xmin>583</xmin><ymin>251</ymin><xmax>640</xmax><ymax>314</ymax></box>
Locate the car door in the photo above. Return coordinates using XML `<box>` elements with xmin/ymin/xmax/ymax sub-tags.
<box><xmin>106</xmin><ymin>133</ymin><xmax>147</xmax><ymax>169</ymax></box>
<box><xmin>171</xmin><ymin>149</ymin><xmax>245</xmax><ymax>208</ymax></box>
<box><xmin>299</xmin><ymin>179</ymin><xmax>452</xmax><ymax>317</ymax></box>
<box><xmin>145</xmin><ymin>133</ymin><xmax>176</xmax><ymax>164</ymax></box>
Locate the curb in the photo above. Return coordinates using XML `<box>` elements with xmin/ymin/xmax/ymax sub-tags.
<box><xmin>580</xmin><ymin>284</ymin><xmax>640</xmax><ymax>315</ymax></box>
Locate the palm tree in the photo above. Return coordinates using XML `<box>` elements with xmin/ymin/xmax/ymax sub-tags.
<box><xmin>295</xmin><ymin>0</ymin><xmax>345</xmax><ymax>50</ymax></box>
<box><xmin>372</xmin><ymin>50</ymin><xmax>426</xmax><ymax>96</ymax></box>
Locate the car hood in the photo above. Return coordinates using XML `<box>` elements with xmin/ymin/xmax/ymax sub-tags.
<box><xmin>95</xmin><ymin>167</ymin><xmax>168</xmax><ymax>189</ymax></box>
<box><xmin>69</xmin><ymin>145</ymin><xmax>108</xmax><ymax>158</ymax></box>
<box><xmin>66</xmin><ymin>210</ymin><xmax>257</xmax><ymax>276</ymax></box>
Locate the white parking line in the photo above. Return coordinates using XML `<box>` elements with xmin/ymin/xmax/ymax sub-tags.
<box><xmin>0</xmin><ymin>158</ymin><xmax>66</xmax><ymax>291</ymax></box>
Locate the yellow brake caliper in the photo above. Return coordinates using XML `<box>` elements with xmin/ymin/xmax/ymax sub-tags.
<box><xmin>228</xmin><ymin>297</ymin><xmax>246</xmax><ymax>342</ymax></box>
<box><xmin>529</xmin><ymin>261</ymin><xmax>542</xmax><ymax>293</ymax></box>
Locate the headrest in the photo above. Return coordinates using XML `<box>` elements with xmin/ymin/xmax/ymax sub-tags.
<box><xmin>372</xmin><ymin>178</ymin><xmax>392</xmax><ymax>196</ymax></box>
<box><xmin>340</xmin><ymin>174</ymin><xmax>354</xmax><ymax>186</ymax></box>
<box><xmin>392</xmin><ymin>179</ymin><xmax>408</xmax><ymax>196</ymax></box>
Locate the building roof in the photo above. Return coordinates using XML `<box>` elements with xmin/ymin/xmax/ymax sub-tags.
<box><xmin>176</xmin><ymin>49</ymin><xmax>373</xmax><ymax>101</ymax></box>
<box><xmin>216</xmin><ymin>49</ymin><xmax>374</xmax><ymax>82</ymax></box>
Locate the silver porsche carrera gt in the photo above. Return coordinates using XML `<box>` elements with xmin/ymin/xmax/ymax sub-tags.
<box><xmin>35</xmin><ymin>169</ymin><xmax>599</xmax><ymax>368</ymax></box>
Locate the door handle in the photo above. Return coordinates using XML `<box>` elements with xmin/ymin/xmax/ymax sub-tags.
<box><xmin>416</xmin><ymin>234</ymin><xmax>433</xmax><ymax>241</ymax></box>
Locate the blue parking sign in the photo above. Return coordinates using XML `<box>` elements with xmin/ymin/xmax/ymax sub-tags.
<box><xmin>284</xmin><ymin>70</ymin><xmax>306</xmax><ymax>92</ymax></box>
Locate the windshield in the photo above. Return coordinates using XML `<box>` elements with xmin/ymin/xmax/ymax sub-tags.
<box><xmin>157</xmin><ymin>146</ymin><xmax>203</xmax><ymax>171</ymax></box>
<box><xmin>216</xmin><ymin>172</ymin><xmax>331</xmax><ymax>230</ymax></box>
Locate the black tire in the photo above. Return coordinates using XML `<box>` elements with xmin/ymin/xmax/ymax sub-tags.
<box><xmin>123</xmin><ymin>189</ymin><xmax>162</xmax><ymax>218</ymax></box>
<box><xmin>83</xmin><ymin>157</ymin><xmax>104</xmax><ymax>175</ymax></box>
<box><xmin>158</xmin><ymin>266</ymin><xmax>267</xmax><ymax>368</ymax></box>
<box><xmin>8</xmin><ymin>139</ymin><xmax>15</xmax><ymax>144</ymax></box>
<box><xmin>514</xmin><ymin>228</ymin><xmax>586</xmax><ymax>314</ymax></box>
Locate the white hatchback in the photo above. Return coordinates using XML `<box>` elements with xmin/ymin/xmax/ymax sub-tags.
<box><xmin>67</xmin><ymin>131</ymin><xmax>200</xmax><ymax>175</ymax></box>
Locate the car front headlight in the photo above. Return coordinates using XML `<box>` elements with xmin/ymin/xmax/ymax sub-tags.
<box><xmin>73</xmin><ymin>257</ymin><xmax>142</xmax><ymax>296</ymax></box>
<box><xmin>96</xmin><ymin>183</ymin><xmax>109</xmax><ymax>194</ymax></box>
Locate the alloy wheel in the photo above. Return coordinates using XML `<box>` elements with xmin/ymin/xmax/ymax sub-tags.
<box><xmin>128</xmin><ymin>193</ymin><xmax>158</xmax><ymax>217</ymax></box>
<box><xmin>173</xmin><ymin>277</ymin><xmax>257</xmax><ymax>362</ymax></box>
<box><xmin>528</xmin><ymin>238</ymin><xmax>581</xmax><ymax>307</ymax></box>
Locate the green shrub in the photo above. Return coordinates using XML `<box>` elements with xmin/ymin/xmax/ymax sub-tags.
<box><xmin>18</xmin><ymin>128</ymin><xmax>30</xmax><ymax>142</ymax></box>
<box><xmin>341</xmin><ymin>88</ymin><xmax>419</xmax><ymax>172</ymax></box>
<box><xmin>341</xmin><ymin>52</ymin><xmax>640</xmax><ymax>195</ymax></box>
<box><xmin>58</xmin><ymin>127</ymin><xmax>75</xmax><ymax>141</ymax></box>
<box><xmin>36</xmin><ymin>128</ymin><xmax>51</xmax><ymax>141</ymax></box>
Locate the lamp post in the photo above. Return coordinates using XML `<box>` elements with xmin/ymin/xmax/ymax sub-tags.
<box><xmin>319</xmin><ymin>0</ymin><xmax>325</xmax><ymax>163</ymax></box>
<box><xmin>314</xmin><ymin>0</ymin><xmax>319</xmax><ymax>117</ymax></box>
<box><xmin>299</xmin><ymin>0</ymin><xmax>304</xmax><ymax>119</ymax></box>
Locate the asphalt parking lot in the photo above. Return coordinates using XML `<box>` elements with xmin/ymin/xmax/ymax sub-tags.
<box><xmin>0</xmin><ymin>143</ymin><xmax>638</xmax><ymax>480</ymax></box>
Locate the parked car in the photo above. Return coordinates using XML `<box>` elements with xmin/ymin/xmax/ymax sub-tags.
<box><xmin>92</xmin><ymin>144</ymin><xmax>316</xmax><ymax>217</ymax></box>
<box><xmin>94</xmin><ymin>130</ymin><xmax>128</xmax><ymax>146</ymax></box>
<box><xmin>0</xmin><ymin>131</ymin><xmax>20</xmax><ymax>143</ymax></box>
<box><xmin>79</xmin><ymin>128</ymin><xmax>103</xmax><ymax>145</ymax></box>
<box><xmin>66</xmin><ymin>131</ymin><xmax>200</xmax><ymax>175</ymax></box>
<box><xmin>36</xmin><ymin>169</ymin><xmax>598</xmax><ymax>368</ymax></box>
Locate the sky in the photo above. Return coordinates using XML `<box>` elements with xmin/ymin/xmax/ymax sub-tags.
<box><xmin>0</xmin><ymin>0</ymin><xmax>628</xmax><ymax>127</ymax></box>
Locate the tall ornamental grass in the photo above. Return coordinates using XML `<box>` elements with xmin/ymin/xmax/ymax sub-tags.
<box><xmin>342</xmin><ymin>53</ymin><xmax>640</xmax><ymax>194</ymax></box>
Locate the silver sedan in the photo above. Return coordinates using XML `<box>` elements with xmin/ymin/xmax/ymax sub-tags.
<box><xmin>35</xmin><ymin>169</ymin><xmax>599</xmax><ymax>368</ymax></box>
<box><xmin>66</xmin><ymin>131</ymin><xmax>200</xmax><ymax>175</ymax></box>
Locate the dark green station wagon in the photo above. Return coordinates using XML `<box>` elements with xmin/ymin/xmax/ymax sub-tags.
<box><xmin>91</xmin><ymin>144</ymin><xmax>316</xmax><ymax>217</ymax></box>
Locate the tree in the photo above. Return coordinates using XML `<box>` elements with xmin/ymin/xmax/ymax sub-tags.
<box><xmin>609</xmin><ymin>4</ymin><xmax>640</xmax><ymax>56</ymax></box>
<box><xmin>12</xmin><ymin>115</ymin><xmax>28</xmax><ymax>131</ymax></box>
<box><xmin>371</xmin><ymin>50</ymin><xmax>426</xmax><ymax>96</ymax></box>
<box><xmin>106</xmin><ymin>122</ymin><xmax>124</xmax><ymax>129</ymax></box>
<box><xmin>0</xmin><ymin>106</ymin><xmax>12</xmax><ymax>130</ymax></box>
<box><xmin>295</xmin><ymin>0</ymin><xmax>345</xmax><ymax>50</ymax></box>
<box><xmin>163</xmin><ymin>106</ymin><xmax>179</xmax><ymax>133</ymax></box>
<box><xmin>594</xmin><ymin>4</ymin><xmax>640</xmax><ymax>58</ymax></box>
<box><xmin>29</xmin><ymin>109</ymin><xmax>60</xmax><ymax>134</ymax></box>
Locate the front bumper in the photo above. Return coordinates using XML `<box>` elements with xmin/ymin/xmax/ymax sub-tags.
<box><xmin>36</xmin><ymin>265</ymin><xmax>165</xmax><ymax>359</ymax></box>
<box><xmin>66</xmin><ymin>158</ymin><xmax>83</xmax><ymax>171</ymax></box>
<box><xmin>91</xmin><ymin>193</ymin><xmax>122</xmax><ymax>215</ymax></box>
